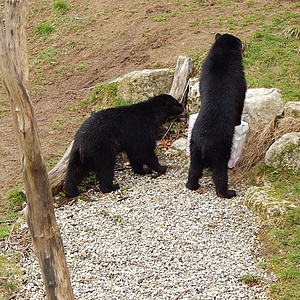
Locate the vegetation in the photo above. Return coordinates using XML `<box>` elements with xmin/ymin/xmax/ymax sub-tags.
<box><xmin>0</xmin><ymin>254</ymin><xmax>19</xmax><ymax>300</ymax></box>
<box><xmin>51</xmin><ymin>0</ymin><xmax>69</xmax><ymax>14</ymax></box>
<box><xmin>34</xmin><ymin>22</ymin><xmax>55</xmax><ymax>35</ymax></box>
<box><xmin>77</xmin><ymin>82</ymin><xmax>131</xmax><ymax>111</ymax></box>
<box><xmin>264</xmin><ymin>206</ymin><xmax>300</xmax><ymax>299</ymax></box>
<box><xmin>244</xmin><ymin>20</ymin><xmax>300</xmax><ymax>102</ymax></box>
<box><xmin>0</xmin><ymin>188</ymin><xmax>25</xmax><ymax>298</ymax></box>
<box><xmin>255</xmin><ymin>166</ymin><xmax>300</xmax><ymax>299</ymax></box>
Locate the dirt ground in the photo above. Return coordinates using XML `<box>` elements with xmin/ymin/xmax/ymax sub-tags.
<box><xmin>0</xmin><ymin>0</ymin><xmax>294</xmax><ymax>206</ymax></box>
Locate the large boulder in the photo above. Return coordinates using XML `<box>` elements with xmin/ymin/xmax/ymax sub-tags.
<box><xmin>112</xmin><ymin>69</ymin><xmax>174</xmax><ymax>103</ymax></box>
<box><xmin>284</xmin><ymin>102</ymin><xmax>300</xmax><ymax>119</ymax></box>
<box><xmin>242</xmin><ymin>88</ymin><xmax>284</xmax><ymax>125</ymax></box>
<box><xmin>265</xmin><ymin>132</ymin><xmax>300</xmax><ymax>172</ymax></box>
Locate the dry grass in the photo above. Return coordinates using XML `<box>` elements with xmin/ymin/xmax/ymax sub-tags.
<box><xmin>231</xmin><ymin>117</ymin><xmax>300</xmax><ymax>182</ymax></box>
<box><xmin>275</xmin><ymin>117</ymin><xmax>300</xmax><ymax>139</ymax></box>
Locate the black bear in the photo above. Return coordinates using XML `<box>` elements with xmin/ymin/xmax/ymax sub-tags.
<box><xmin>186</xmin><ymin>33</ymin><xmax>246</xmax><ymax>198</ymax></box>
<box><xmin>63</xmin><ymin>94</ymin><xmax>185</xmax><ymax>197</ymax></box>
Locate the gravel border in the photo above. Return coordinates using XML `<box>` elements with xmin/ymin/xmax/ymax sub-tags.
<box><xmin>9</xmin><ymin>154</ymin><xmax>275</xmax><ymax>299</ymax></box>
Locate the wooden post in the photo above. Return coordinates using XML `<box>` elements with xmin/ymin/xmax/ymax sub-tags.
<box><xmin>0</xmin><ymin>1</ymin><xmax>74</xmax><ymax>299</ymax></box>
<box><xmin>169</xmin><ymin>55</ymin><xmax>194</xmax><ymax>105</ymax></box>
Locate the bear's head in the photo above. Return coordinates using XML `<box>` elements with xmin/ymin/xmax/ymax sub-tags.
<box><xmin>215</xmin><ymin>33</ymin><xmax>243</xmax><ymax>53</ymax></box>
<box><xmin>157</xmin><ymin>94</ymin><xmax>187</xmax><ymax>122</ymax></box>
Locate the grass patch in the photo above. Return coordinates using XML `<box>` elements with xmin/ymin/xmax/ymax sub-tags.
<box><xmin>0</xmin><ymin>99</ymin><xmax>8</xmax><ymax>116</ymax></box>
<box><xmin>0</xmin><ymin>254</ymin><xmax>20</xmax><ymax>300</ymax></box>
<box><xmin>51</xmin><ymin>0</ymin><xmax>70</xmax><ymax>14</ymax></box>
<box><xmin>34</xmin><ymin>23</ymin><xmax>55</xmax><ymax>35</ymax></box>
<box><xmin>254</xmin><ymin>165</ymin><xmax>300</xmax><ymax>299</ymax></box>
<box><xmin>264</xmin><ymin>207</ymin><xmax>300</xmax><ymax>299</ymax></box>
<box><xmin>77</xmin><ymin>82</ymin><xmax>131</xmax><ymax>111</ymax></box>
<box><xmin>5</xmin><ymin>188</ymin><xmax>25</xmax><ymax>217</ymax></box>
<box><xmin>0</xmin><ymin>188</ymin><xmax>25</xmax><ymax>298</ymax></box>
<box><xmin>188</xmin><ymin>8</ymin><xmax>300</xmax><ymax>103</ymax></box>
<box><xmin>243</xmin><ymin>12</ymin><xmax>300</xmax><ymax>102</ymax></box>
<box><xmin>255</xmin><ymin>165</ymin><xmax>300</xmax><ymax>204</ymax></box>
<box><xmin>239</xmin><ymin>274</ymin><xmax>264</xmax><ymax>286</ymax></box>
<box><xmin>35</xmin><ymin>47</ymin><xmax>59</xmax><ymax>64</ymax></box>
<box><xmin>51</xmin><ymin>117</ymin><xmax>64</xmax><ymax>131</ymax></box>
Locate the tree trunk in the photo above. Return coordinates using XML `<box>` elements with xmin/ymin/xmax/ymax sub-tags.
<box><xmin>0</xmin><ymin>1</ymin><xmax>74</xmax><ymax>299</ymax></box>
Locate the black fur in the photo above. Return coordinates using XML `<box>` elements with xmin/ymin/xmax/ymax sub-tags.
<box><xmin>64</xmin><ymin>94</ymin><xmax>184</xmax><ymax>197</ymax></box>
<box><xmin>186</xmin><ymin>33</ymin><xmax>246</xmax><ymax>198</ymax></box>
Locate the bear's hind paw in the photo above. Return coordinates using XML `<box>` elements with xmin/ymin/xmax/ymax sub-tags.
<box><xmin>216</xmin><ymin>189</ymin><xmax>236</xmax><ymax>199</ymax></box>
<box><xmin>186</xmin><ymin>181</ymin><xmax>200</xmax><ymax>191</ymax></box>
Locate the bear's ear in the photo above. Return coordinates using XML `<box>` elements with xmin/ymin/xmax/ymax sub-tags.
<box><xmin>215</xmin><ymin>33</ymin><xmax>222</xmax><ymax>41</ymax></box>
<box><xmin>229</xmin><ymin>35</ymin><xmax>242</xmax><ymax>50</ymax></box>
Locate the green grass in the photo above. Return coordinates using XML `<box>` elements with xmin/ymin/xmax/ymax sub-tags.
<box><xmin>51</xmin><ymin>117</ymin><xmax>65</xmax><ymax>131</ymax></box>
<box><xmin>265</xmin><ymin>207</ymin><xmax>300</xmax><ymax>299</ymax></box>
<box><xmin>254</xmin><ymin>165</ymin><xmax>300</xmax><ymax>299</ymax></box>
<box><xmin>0</xmin><ymin>99</ymin><xmax>8</xmax><ymax>116</ymax></box>
<box><xmin>0</xmin><ymin>188</ymin><xmax>25</xmax><ymax>298</ymax></box>
<box><xmin>51</xmin><ymin>1</ymin><xmax>69</xmax><ymax>14</ymax></box>
<box><xmin>256</xmin><ymin>165</ymin><xmax>300</xmax><ymax>204</ymax></box>
<box><xmin>77</xmin><ymin>82</ymin><xmax>131</xmax><ymax>111</ymax></box>
<box><xmin>35</xmin><ymin>47</ymin><xmax>59</xmax><ymax>64</ymax></box>
<box><xmin>189</xmin><ymin>8</ymin><xmax>300</xmax><ymax>103</ymax></box>
<box><xmin>239</xmin><ymin>274</ymin><xmax>264</xmax><ymax>286</ymax></box>
<box><xmin>244</xmin><ymin>26</ymin><xmax>300</xmax><ymax>101</ymax></box>
<box><xmin>245</xmin><ymin>10</ymin><xmax>300</xmax><ymax>101</ymax></box>
<box><xmin>0</xmin><ymin>254</ymin><xmax>20</xmax><ymax>300</ymax></box>
<box><xmin>34</xmin><ymin>23</ymin><xmax>55</xmax><ymax>35</ymax></box>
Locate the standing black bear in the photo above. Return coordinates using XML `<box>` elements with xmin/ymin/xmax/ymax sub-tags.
<box><xmin>186</xmin><ymin>33</ymin><xmax>246</xmax><ymax>198</ymax></box>
<box><xmin>64</xmin><ymin>94</ymin><xmax>185</xmax><ymax>197</ymax></box>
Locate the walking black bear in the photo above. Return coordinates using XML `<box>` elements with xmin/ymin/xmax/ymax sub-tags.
<box><xmin>186</xmin><ymin>33</ymin><xmax>246</xmax><ymax>198</ymax></box>
<box><xmin>64</xmin><ymin>94</ymin><xmax>185</xmax><ymax>197</ymax></box>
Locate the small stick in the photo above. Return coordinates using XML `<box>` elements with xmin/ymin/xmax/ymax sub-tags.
<box><xmin>173</xmin><ymin>290</ymin><xmax>189</xmax><ymax>300</ymax></box>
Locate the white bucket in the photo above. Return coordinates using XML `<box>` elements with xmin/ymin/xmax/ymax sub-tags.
<box><xmin>186</xmin><ymin>113</ymin><xmax>249</xmax><ymax>168</ymax></box>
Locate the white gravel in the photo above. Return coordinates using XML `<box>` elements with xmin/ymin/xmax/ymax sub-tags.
<box><xmin>10</xmin><ymin>154</ymin><xmax>274</xmax><ymax>299</ymax></box>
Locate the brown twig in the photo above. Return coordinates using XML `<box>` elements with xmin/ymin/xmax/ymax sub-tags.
<box><xmin>172</xmin><ymin>289</ymin><xmax>189</xmax><ymax>300</ymax></box>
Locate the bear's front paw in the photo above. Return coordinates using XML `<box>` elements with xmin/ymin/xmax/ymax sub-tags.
<box><xmin>63</xmin><ymin>186</ymin><xmax>79</xmax><ymax>198</ymax></box>
<box><xmin>158</xmin><ymin>165</ymin><xmax>167</xmax><ymax>174</ymax></box>
<box><xmin>100</xmin><ymin>183</ymin><xmax>120</xmax><ymax>193</ymax></box>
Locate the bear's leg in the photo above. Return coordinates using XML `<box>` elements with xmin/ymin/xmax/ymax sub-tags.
<box><xmin>144</xmin><ymin>151</ymin><xmax>167</xmax><ymax>174</ymax></box>
<box><xmin>211</xmin><ymin>157</ymin><xmax>236</xmax><ymax>198</ymax></box>
<box><xmin>93</xmin><ymin>158</ymin><xmax>120</xmax><ymax>193</ymax></box>
<box><xmin>63</xmin><ymin>160</ymin><xmax>87</xmax><ymax>198</ymax></box>
<box><xmin>128</xmin><ymin>154</ymin><xmax>151</xmax><ymax>175</ymax></box>
<box><xmin>186</xmin><ymin>144</ymin><xmax>203</xmax><ymax>190</ymax></box>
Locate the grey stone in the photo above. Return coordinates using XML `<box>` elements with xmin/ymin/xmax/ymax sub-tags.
<box><xmin>169</xmin><ymin>137</ymin><xmax>187</xmax><ymax>152</ymax></box>
<box><xmin>284</xmin><ymin>101</ymin><xmax>300</xmax><ymax>119</ymax></box>
<box><xmin>265</xmin><ymin>132</ymin><xmax>300</xmax><ymax>172</ymax></box>
<box><xmin>112</xmin><ymin>69</ymin><xmax>174</xmax><ymax>103</ymax></box>
<box><xmin>242</xmin><ymin>88</ymin><xmax>284</xmax><ymax>125</ymax></box>
<box><xmin>244</xmin><ymin>186</ymin><xmax>298</xmax><ymax>219</ymax></box>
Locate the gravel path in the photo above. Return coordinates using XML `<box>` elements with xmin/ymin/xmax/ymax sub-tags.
<box><xmin>11</xmin><ymin>154</ymin><xmax>274</xmax><ymax>299</ymax></box>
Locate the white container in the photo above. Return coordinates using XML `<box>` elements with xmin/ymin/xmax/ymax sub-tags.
<box><xmin>186</xmin><ymin>113</ymin><xmax>249</xmax><ymax>168</ymax></box>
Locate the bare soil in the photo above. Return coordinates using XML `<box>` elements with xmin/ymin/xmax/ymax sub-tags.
<box><xmin>0</xmin><ymin>0</ymin><xmax>293</xmax><ymax>207</ymax></box>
